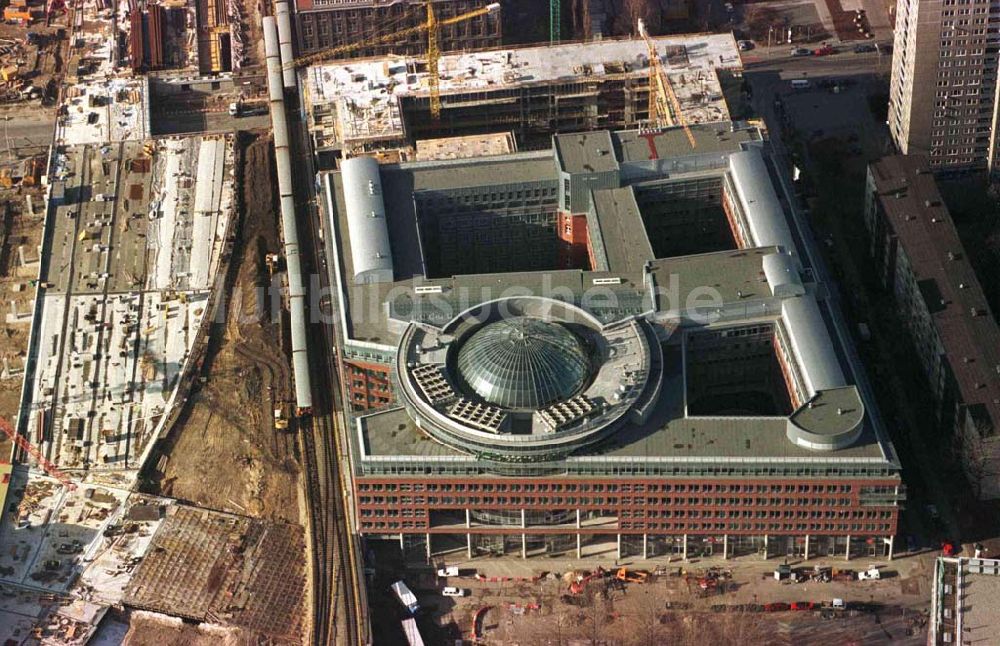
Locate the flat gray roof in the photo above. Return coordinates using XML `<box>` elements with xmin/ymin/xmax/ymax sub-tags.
<box><xmin>555</xmin><ymin>131</ymin><xmax>619</xmax><ymax>174</ymax></box>
<box><xmin>648</xmin><ymin>247</ymin><xmax>778</xmax><ymax>307</ymax></box>
<box><xmin>360</xmin><ymin>345</ymin><xmax>885</xmax><ymax>463</ymax></box>
<box><xmin>590</xmin><ymin>187</ymin><xmax>654</xmax><ymax>274</ymax></box>
<box><xmin>789</xmin><ymin>387</ymin><xmax>864</xmax><ymax>438</ymax></box>
<box><xmin>613</xmin><ymin>124</ymin><xmax>760</xmax><ymax>164</ymax></box>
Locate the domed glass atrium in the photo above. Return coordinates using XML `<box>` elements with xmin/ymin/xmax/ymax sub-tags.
<box><xmin>455</xmin><ymin>317</ymin><xmax>590</xmax><ymax>410</ymax></box>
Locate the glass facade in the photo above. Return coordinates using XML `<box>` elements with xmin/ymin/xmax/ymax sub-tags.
<box><xmin>456</xmin><ymin>317</ymin><xmax>590</xmax><ymax>410</ymax></box>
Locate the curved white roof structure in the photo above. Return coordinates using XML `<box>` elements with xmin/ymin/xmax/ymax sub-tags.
<box><xmin>342</xmin><ymin>156</ymin><xmax>394</xmax><ymax>284</ymax></box>
<box><xmin>781</xmin><ymin>294</ymin><xmax>846</xmax><ymax>396</ymax></box>
<box><xmin>729</xmin><ymin>148</ymin><xmax>797</xmax><ymax>255</ymax></box>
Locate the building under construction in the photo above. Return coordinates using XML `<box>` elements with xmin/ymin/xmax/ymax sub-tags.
<box><xmin>294</xmin><ymin>0</ymin><xmax>501</xmax><ymax>59</ymax></box>
<box><xmin>129</xmin><ymin>4</ymin><xmax>166</xmax><ymax>72</ymax></box>
<box><xmin>303</xmin><ymin>32</ymin><xmax>742</xmax><ymax>162</ymax></box>
<box><xmin>196</xmin><ymin>0</ymin><xmax>233</xmax><ymax>73</ymax></box>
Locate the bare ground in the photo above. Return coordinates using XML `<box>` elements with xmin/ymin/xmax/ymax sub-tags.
<box><xmin>145</xmin><ymin>136</ymin><xmax>301</xmax><ymax>524</ymax></box>
<box><xmin>121</xmin><ymin>610</ymin><xmax>249</xmax><ymax>646</ymax></box>
<box><xmin>0</xmin><ymin>195</ymin><xmax>45</xmax><ymax>453</ymax></box>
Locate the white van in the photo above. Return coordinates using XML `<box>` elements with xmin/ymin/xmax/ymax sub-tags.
<box><xmin>441</xmin><ymin>587</ymin><xmax>467</xmax><ymax>597</ymax></box>
<box><xmin>857</xmin><ymin>567</ymin><xmax>881</xmax><ymax>581</ymax></box>
<box><xmin>791</xmin><ymin>79</ymin><xmax>811</xmax><ymax>90</ymax></box>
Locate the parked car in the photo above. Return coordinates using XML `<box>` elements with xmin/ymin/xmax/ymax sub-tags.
<box><xmin>442</xmin><ymin>587</ymin><xmax>467</xmax><ymax>597</ymax></box>
<box><xmin>854</xmin><ymin>43</ymin><xmax>877</xmax><ymax>53</ymax></box>
<box><xmin>813</xmin><ymin>45</ymin><xmax>835</xmax><ymax>56</ymax></box>
<box><xmin>791</xmin><ymin>47</ymin><xmax>812</xmax><ymax>57</ymax></box>
<box><xmin>738</xmin><ymin>40</ymin><xmax>754</xmax><ymax>51</ymax></box>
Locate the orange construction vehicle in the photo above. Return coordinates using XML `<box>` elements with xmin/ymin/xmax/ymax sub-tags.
<box><xmin>3</xmin><ymin>7</ymin><xmax>35</xmax><ymax>24</ymax></box>
<box><xmin>615</xmin><ymin>567</ymin><xmax>648</xmax><ymax>584</ymax></box>
<box><xmin>568</xmin><ymin>566</ymin><xmax>606</xmax><ymax>594</ymax></box>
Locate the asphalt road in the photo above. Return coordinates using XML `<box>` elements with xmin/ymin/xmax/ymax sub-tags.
<box><xmin>0</xmin><ymin>109</ymin><xmax>57</xmax><ymax>152</ymax></box>
<box><xmin>744</xmin><ymin>45</ymin><xmax>892</xmax><ymax>78</ymax></box>
<box><xmin>151</xmin><ymin>109</ymin><xmax>271</xmax><ymax>136</ymax></box>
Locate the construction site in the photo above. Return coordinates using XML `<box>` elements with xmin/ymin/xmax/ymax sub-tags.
<box><xmin>143</xmin><ymin>135</ymin><xmax>302</xmax><ymax>523</ymax></box>
<box><xmin>303</xmin><ymin>30</ymin><xmax>743</xmax><ymax>161</ymax></box>
<box><xmin>0</xmin><ymin>126</ymin><xmax>307</xmax><ymax>640</ymax></box>
<box><xmin>62</xmin><ymin>2</ymin><xmax>150</xmax><ymax>147</ymax></box>
<box><xmin>123</xmin><ymin>0</ymin><xmax>253</xmax><ymax>74</ymax></box>
<box><xmin>0</xmin><ymin>474</ymin><xmax>305</xmax><ymax>644</ymax></box>
<box><xmin>370</xmin><ymin>553</ymin><xmax>933</xmax><ymax>644</ymax></box>
<box><xmin>16</xmin><ymin>134</ymin><xmax>234</xmax><ymax>478</ymax></box>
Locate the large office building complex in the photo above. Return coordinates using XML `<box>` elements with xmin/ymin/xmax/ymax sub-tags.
<box><xmin>293</xmin><ymin>0</ymin><xmax>501</xmax><ymax>59</ymax></box>
<box><xmin>889</xmin><ymin>0</ymin><xmax>1000</xmax><ymax>172</ymax></box>
<box><xmin>864</xmin><ymin>155</ymin><xmax>1000</xmax><ymax>498</ymax></box>
<box><xmin>321</xmin><ymin>122</ymin><xmax>903</xmax><ymax>561</ymax></box>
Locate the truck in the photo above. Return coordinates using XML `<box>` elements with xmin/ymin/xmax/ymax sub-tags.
<box><xmin>857</xmin><ymin>567</ymin><xmax>881</xmax><ymax>581</ymax></box>
<box><xmin>436</xmin><ymin>566</ymin><xmax>459</xmax><ymax>577</ymax></box>
<box><xmin>391</xmin><ymin>580</ymin><xmax>419</xmax><ymax>615</ymax></box>
<box><xmin>400</xmin><ymin>618</ymin><xmax>425</xmax><ymax>646</ymax></box>
<box><xmin>228</xmin><ymin>100</ymin><xmax>267</xmax><ymax>117</ymax></box>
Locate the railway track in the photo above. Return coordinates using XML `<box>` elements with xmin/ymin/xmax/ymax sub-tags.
<box><xmin>286</xmin><ymin>98</ymin><xmax>367</xmax><ymax>644</ymax></box>
<box><xmin>299</xmin><ymin>337</ymin><xmax>361</xmax><ymax>646</ymax></box>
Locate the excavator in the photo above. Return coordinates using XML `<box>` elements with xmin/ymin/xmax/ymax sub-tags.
<box><xmin>567</xmin><ymin>566</ymin><xmax>606</xmax><ymax>594</ymax></box>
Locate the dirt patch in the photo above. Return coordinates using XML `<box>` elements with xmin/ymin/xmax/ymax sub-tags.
<box><xmin>121</xmin><ymin>610</ymin><xmax>248</xmax><ymax>645</ymax></box>
<box><xmin>0</xmin><ymin>195</ymin><xmax>45</xmax><ymax>452</ymax></box>
<box><xmin>143</xmin><ymin>135</ymin><xmax>300</xmax><ymax>523</ymax></box>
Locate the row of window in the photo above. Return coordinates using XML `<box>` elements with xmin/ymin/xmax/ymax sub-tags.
<box><xmin>358</xmin><ymin>520</ymin><xmax>894</xmax><ymax>533</ymax></box>
<box><xmin>359</xmin><ymin>496</ymin><xmax>871</xmax><ymax>507</ymax></box>
<box><xmin>358</xmin><ymin>482</ymin><xmax>858</xmax><ymax>494</ymax></box>
<box><xmin>617</xmin><ymin>522</ymin><xmax>893</xmax><ymax>532</ymax></box>
<box><xmin>358</xmin><ymin>508</ymin><xmax>892</xmax><ymax>521</ymax></box>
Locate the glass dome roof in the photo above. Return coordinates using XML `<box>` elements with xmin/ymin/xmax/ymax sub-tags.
<box><xmin>456</xmin><ymin>317</ymin><xmax>590</xmax><ymax>410</ymax></box>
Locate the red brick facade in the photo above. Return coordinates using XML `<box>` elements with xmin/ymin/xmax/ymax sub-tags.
<box><xmin>556</xmin><ymin>211</ymin><xmax>591</xmax><ymax>270</ymax></box>
<box><xmin>344</xmin><ymin>360</ymin><xmax>392</xmax><ymax>412</ymax></box>
<box><xmin>355</xmin><ymin>476</ymin><xmax>900</xmax><ymax>537</ymax></box>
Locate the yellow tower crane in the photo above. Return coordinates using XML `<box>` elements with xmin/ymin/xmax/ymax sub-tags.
<box><xmin>637</xmin><ymin>19</ymin><xmax>697</xmax><ymax>149</ymax></box>
<box><xmin>426</xmin><ymin>3</ymin><xmax>441</xmax><ymax>119</ymax></box>
<box><xmin>286</xmin><ymin>2</ymin><xmax>500</xmax><ymax>121</ymax></box>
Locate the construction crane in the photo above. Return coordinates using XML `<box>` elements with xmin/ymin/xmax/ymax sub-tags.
<box><xmin>0</xmin><ymin>415</ymin><xmax>77</xmax><ymax>491</ymax></box>
<box><xmin>427</xmin><ymin>3</ymin><xmax>441</xmax><ymax>119</ymax></box>
<box><xmin>637</xmin><ymin>19</ymin><xmax>697</xmax><ymax>149</ymax></box>
<box><xmin>285</xmin><ymin>2</ymin><xmax>501</xmax><ymax>71</ymax></box>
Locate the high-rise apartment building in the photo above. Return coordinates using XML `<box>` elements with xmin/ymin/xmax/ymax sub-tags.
<box><xmin>889</xmin><ymin>0</ymin><xmax>1000</xmax><ymax>171</ymax></box>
